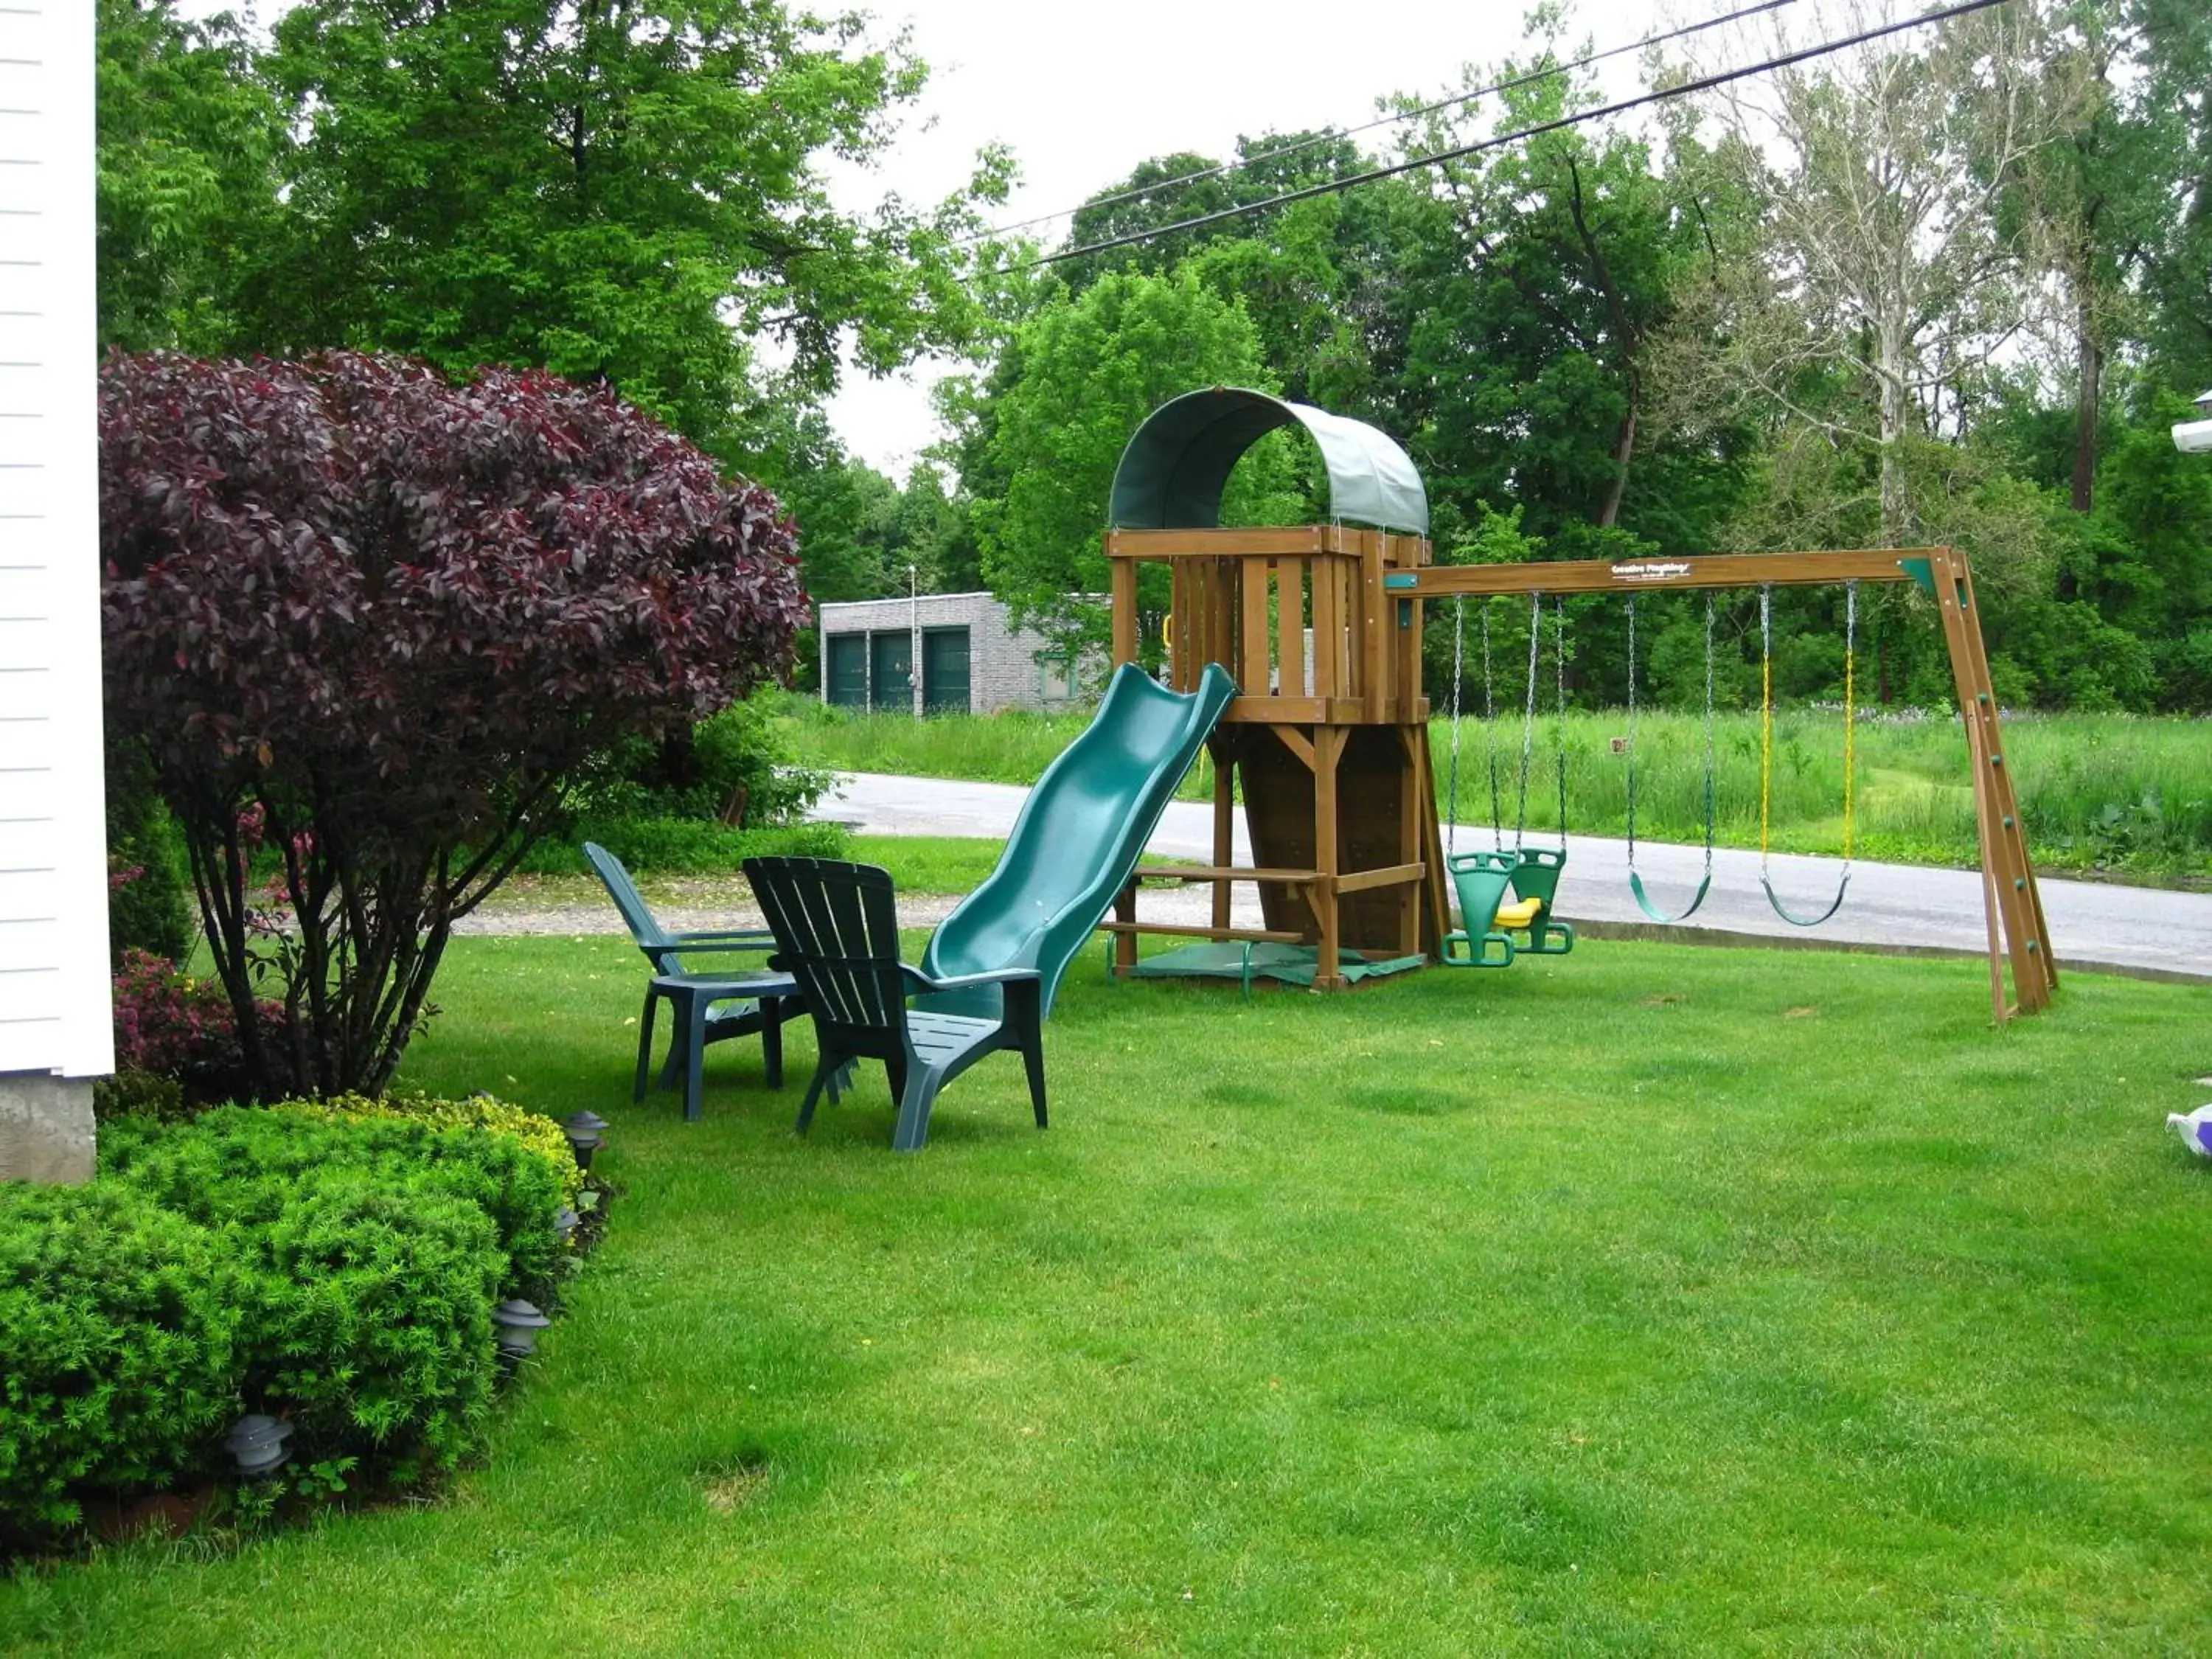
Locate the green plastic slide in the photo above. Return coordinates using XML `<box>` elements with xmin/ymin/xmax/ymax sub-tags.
<box><xmin>919</xmin><ymin>661</ymin><xmax>1238</xmax><ymax>1018</ymax></box>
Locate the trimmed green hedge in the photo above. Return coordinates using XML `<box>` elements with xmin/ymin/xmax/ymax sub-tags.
<box><xmin>0</xmin><ymin>1184</ymin><xmax>240</xmax><ymax>1537</ymax></box>
<box><xmin>101</xmin><ymin>1107</ymin><xmax>566</xmax><ymax>1302</ymax></box>
<box><xmin>517</xmin><ymin>815</ymin><xmax>848</xmax><ymax>875</ymax></box>
<box><xmin>0</xmin><ymin>1097</ymin><xmax>582</xmax><ymax>1548</ymax></box>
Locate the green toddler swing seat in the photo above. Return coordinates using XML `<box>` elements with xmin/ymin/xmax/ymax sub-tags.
<box><xmin>1441</xmin><ymin>848</ymin><xmax>1576</xmax><ymax>967</ymax></box>
<box><xmin>1436</xmin><ymin>591</ymin><xmax>1576</xmax><ymax>969</ymax></box>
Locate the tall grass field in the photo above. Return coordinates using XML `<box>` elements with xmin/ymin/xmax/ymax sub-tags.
<box><xmin>776</xmin><ymin>698</ymin><xmax>2212</xmax><ymax>879</ymax></box>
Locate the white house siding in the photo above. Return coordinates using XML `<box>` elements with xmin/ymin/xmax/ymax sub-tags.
<box><xmin>0</xmin><ymin>1</ymin><xmax>108</xmax><ymax>1181</ymax></box>
<box><xmin>817</xmin><ymin>591</ymin><xmax>1087</xmax><ymax>715</ymax></box>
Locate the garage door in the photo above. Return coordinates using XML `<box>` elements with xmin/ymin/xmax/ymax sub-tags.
<box><xmin>922</xmin><ymin>627</ymin><xmax>970</xmax><ymax>714</ymax></box>
<box><xmin>826</xmin><ymin>634</ymin><xmax>868</xmax><ymax>709</ymax></box>
<box><xmin>870</xmin><ymin>630</ymin><xmax>913</xmax><ymax>714</ymax></box>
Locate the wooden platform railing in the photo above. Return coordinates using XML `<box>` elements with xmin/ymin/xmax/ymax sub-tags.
<box><xmin>1105</xmin><ymin>526</ymin><xmax>1430</xmax><ymax>726</ymax></box>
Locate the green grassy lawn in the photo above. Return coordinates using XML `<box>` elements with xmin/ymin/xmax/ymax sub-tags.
<box><xmin>844</xmin><ymin>834</ymin><xmax>1024</xmax><ymax>896</ymax></box>
<box><xmin>8</xmin><ymin>939</ymin><xmax>2211</xmax><ymax>1655</ymax></box>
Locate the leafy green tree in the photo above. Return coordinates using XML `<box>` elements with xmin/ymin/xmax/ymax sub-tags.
<box><xmin>1059</xmin><ymin>132</ymin><xmax>1406</xmax><ymax>414</ymax></box>
<box><xmin>2136</xmin><ymin>0</ymin><xmax>2212</xmax><ymax>386</ymax></box>
<box><xmin>250</xmin><ymin>0</ymin><xmax>1010</xmax><ymax>453</ymax></box>
<box><xmin>1380</xmin><ymin>36</ymin><xmax>1746</xmax><ymax>550</ymax></box>
<box><xmin>968</xmin><ymin>269</ymin><xmax>1290</xmax><ymax>645</ymax></box>
<box><xmin>95</xmin><ymin>0</ymin><xmax>286</xmax><ymax>351</ymax></box>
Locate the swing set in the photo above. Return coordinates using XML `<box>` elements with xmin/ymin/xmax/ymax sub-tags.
<box><xmin>1097</xmin><ymin>388</ymin><xmax>2055</xmax><ymax>1023</ymax></box>
<box><xmin>1441</xmin><ymin>576</ymin><xmax>1865</xmax><ymax>961</ymax></box>
<box><xmin>1401</xmin><ymin>548</ymin><xmax>2054</xmax><ymax>1022</ymax></box>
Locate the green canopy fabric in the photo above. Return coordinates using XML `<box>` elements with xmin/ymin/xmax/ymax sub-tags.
<box><xmin>1107</xmin><ymin>387</ymin><xmax>1428</xmax><ymax>536</ymax></box>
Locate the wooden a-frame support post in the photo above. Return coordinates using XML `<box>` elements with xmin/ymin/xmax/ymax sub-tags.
<box><xmin>1924</xmin><ymin>547</ymin><xmax>2057</xmax><ymax>1020</ymax></box>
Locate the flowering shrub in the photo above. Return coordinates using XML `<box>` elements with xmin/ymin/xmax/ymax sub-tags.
<box><xmin>110</xmin><ymin>948</ymin><xmax>280</xmax><ymax>1107</ymax></box>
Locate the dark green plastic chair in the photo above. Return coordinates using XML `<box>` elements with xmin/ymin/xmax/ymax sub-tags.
<box><xmin>583</xmin><ymin>841</ymin><xmax>804</xmax><ymax>1110</ymax></box>
<box><xmin>1440</xmin><ymin>849</ymin><xmax>1519</xmax><ymax>968</ymax></box>
<box><xmin>743</xmin><ymin>856</ymin><xmax>1048</xmax><ymax>1153</ymax></box>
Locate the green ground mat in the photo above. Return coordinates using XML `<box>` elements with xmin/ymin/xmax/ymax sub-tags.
<box><xmin>1117</xmin><ymin>941</ymin><xmax>1427</xmax><ymax>992</ymax></box>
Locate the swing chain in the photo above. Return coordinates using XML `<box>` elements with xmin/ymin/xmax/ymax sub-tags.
<box><xmin>1759</xmin><ymin>584</ymin><xmax>1773</xmax><ymax>873</ymax></box>
<box><xmin>1483</xmin><ymin>602</ymin><xmax>1503</xmax><ymax>850</ymax></box>
<box><xmin>1446</xmin><ymin>595</ymin><xmax>1466</xmax><ymax>857</ymax></box>
<box><xmin>1699</xmin><ymin>592</ymin><xmax>1717</xmax><ymax>877</ymax></box>
<box><xmin>1842</xmin><ymin>578</ymin><xmax>1857</xmax><ymax>866</ymax></box>
<box><xmin>1516</xmin><ymin>593</ymin><xmax>1541</xmax><ymax>848</ymax></box>
<box><xmin>1625</xmin><ymin>593</ymin><xmax>1717</xmax><ymax>877</ymax></box>
<box><xmin>1554</xmin><ymin>595</ymin><xmax>1568</xmax><ymax>849</ymax></box>
<box><xmin>1626</xmin><ymin>593</ymin><xmax>1640</xmax><ymax>860</ymax></box>
<box><xmin>1759</xmin><ymin>581</ymin><xmax>1856</xmax><ymax>927</ymax></box>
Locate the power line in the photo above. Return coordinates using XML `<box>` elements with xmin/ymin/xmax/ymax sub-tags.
<box><xmin>964</xmin><ymin>0</ymin><xmax>1803</xmax><ymax>248</ymax></box>
<box><xmin>1009</xmin><ymin>0</ymin><xmax>2013</xmax><ymax>273</ymax></box>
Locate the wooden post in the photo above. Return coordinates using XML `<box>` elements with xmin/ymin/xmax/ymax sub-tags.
<box><xmin>1397</xmin><ymin>723</ymin><xmax>1422</xmax><ymax>957</ymax></box>
<box><xmin>1110</xmin><ymin>556</ymin><xmax>1137</xmax><ymax>668</ymax></box>
<box><xmin>1927</xmin><ymin>548</ymin><xmax>2055</xmax><ymax>1017</ymax></box>
<box><xmin>1315</xmin><ymin>727</ymin><xmax>1343</xmax><ymax>989</ymax></box>
<box><xmin>1211</xmin><ymin>737</ymin><xmax>1234</xmax><ymax>931</ymax></box>
<box><xmin>1113</xmin><ymin>877</ymin><xmax>1138</xmax><ymax>975</ymax></box>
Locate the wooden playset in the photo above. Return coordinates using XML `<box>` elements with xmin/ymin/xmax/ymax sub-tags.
<box><xmin>1099</xmin><ymin>388</ymin><xmax>2056</xmax><ymax>1022</ymax></box>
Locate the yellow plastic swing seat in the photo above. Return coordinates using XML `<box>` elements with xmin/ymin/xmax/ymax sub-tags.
<box><xmin>1494</xmin><ymin>897</ymin><xmax>1544</xmax><ymax>931</ymax></box>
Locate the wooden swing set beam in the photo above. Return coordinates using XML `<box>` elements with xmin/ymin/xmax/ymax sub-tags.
<box><xmin>1380</xmin><ymin>546</ymin><xmax>1937</xmax><ymax>597</ymax></box>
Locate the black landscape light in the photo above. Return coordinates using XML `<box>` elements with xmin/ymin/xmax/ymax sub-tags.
<box><xmin>560</xmin><ymin>1110</ymin><xmax>608</xmax><ymax>1169</ymax></box>
<box><xmin>491</xmin><ymin>1298</ymin><xmax>553</xmax><ymax>1359</ymax></box>
<box><xmin>223</xmin><ymin>1413</ymin><xmax>294</xmax><ymax>1478</ymax></box>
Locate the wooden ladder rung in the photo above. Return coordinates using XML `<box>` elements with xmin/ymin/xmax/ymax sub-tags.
<box><xmin>1096</xmin><ymin>922</ymin><xmax>1306</xmax><ymax>944</ymax></box>
<box><xmin>1129</xmin><ymin>866</ymin><xmax>1322</xmax><ymax>885</ymax></box>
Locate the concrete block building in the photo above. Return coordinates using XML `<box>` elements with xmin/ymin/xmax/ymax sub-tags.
<box><xmin>817</xmin><ymin>591</ymin><xmax>1091</xmax><ymax>715</ymax></box>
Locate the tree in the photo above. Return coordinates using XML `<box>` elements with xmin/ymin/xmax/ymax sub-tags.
<box><xmin>2135</xmin><ymin>0</ymin><xmax>2212</xmax><ymax>388</ymax></box>
<box><xmin>94</xmin><ymin>0</ymin><xmax>287</xmax><ymax>352</ymax></box>
<box><xmin>967</xmin><ymin>269</ymin><xmax>1293</xmax><ymax>645</ymax></box>
<box><xmin>100</xmin><ymin>352</ymin><xmax>807</xmax><ymax>1098</ymax></box>
<box><xmin>1369</xmin><ymin>27</ymin><xmax>1748</xmax><ymax>558</ymax></box>
<box><xmin>1059</xmin><ymin>133</ymin><xmax>1407</xmax><ymax>414</ymax></box>
<box><xmin>1689</xmin><ymin>1</ymin><xmax>2079</xmax><ymax>549</ymax></box>
<box><xmin>249</xmin><ymin>0</ymin><xmax>1011</xmax><ymax>453</ymax></box>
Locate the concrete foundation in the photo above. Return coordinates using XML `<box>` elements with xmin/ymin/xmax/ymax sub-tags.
<box><xmin>0</xmin><ymin>1073</ymin><xmax>97</xmax><ymax>1184</ymax></box>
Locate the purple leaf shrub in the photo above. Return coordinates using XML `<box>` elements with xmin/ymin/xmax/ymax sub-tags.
<box><xmin>100</xmin><ymin>352</ymin><xmax>806</xmax><ymax>1096</ymax></box>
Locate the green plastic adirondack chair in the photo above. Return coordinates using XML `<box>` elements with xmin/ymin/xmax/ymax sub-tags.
<box><xmin>1441</xmin><ymin>849</ymin><xmax>1519</xmax><ymax>968</ymax></box>
<box><xmin>744</xmin><ymin>856</ymin><xmax>1047</xmax><ymax>1154</ymax></box>
<box><xmin>583</xmin><ymin>841</ymin><xmax>804</xmax><ymax>1099</ymax></box>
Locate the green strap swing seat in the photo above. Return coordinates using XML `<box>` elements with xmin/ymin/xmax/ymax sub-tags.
<box><xmin>1439</xmin><ymin>592</ymin><xmax>1575</xmax><ymax>968</ymax></box>
<box><xmin>1623</xmin><ymin>591</ymin><xmax>1718</xmax><ymax>924</ymax></box>
<box><xmin>1617</xmin><ymin>582</ymin><xmax>1860</xmax><ymax>932</ymax></box>
<box><xmin>1757</xmin><ymin>582</ymin><xmax>1857</xmax><ymax>927</ymax></box>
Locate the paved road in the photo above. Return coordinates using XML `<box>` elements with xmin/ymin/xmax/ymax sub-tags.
<box><xmin>816</xmin><ymin>771</ymin><xmax>2212</xmax><ymax>981</ymax></box>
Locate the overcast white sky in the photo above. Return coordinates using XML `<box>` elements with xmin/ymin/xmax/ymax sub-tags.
<box><xmin>825</xmin><ymin>0</ymin><xmax>1657</xmax><ymax>475</ymax></box>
